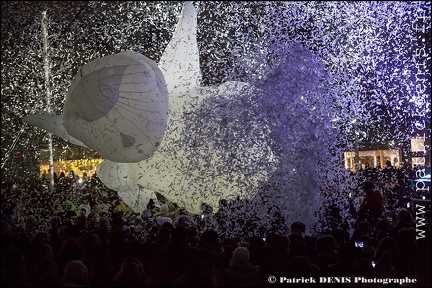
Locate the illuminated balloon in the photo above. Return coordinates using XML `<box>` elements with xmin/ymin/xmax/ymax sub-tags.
<box><xmin>24</xmin><ymin>1</ymin><xmax>275</xmax><ymax>214</ymax></box>
<box><xmin>96</xmin><ymin>2</ymin><xmax>276</xmax><ymax>214</ymax></box>
<box><xmin>24</xmin><ymin>51</ymin><xmax>169</xmax><ymax>163</ymax></box>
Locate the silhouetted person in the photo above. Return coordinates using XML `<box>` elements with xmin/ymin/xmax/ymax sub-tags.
<box><xmin>358</xmin><ymin>181</ymin><xmax>384</xmax><ymax>223</ymax></box>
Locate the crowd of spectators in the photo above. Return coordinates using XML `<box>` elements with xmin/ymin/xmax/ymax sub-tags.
<box><xmin>1</xmin><ymin>162</ymin><xmax>431</xmax><ymax>287</ymax></box>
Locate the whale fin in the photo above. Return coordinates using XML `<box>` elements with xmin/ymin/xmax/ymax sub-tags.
<box><xmin>159</xmin><ymin>1</ymin><xmax>201</xmax><ymax>94</ymax></box>
<box><xmin>96</xmin><ymin>159</ymin><xmax>159</xmax><ymax>213</ymax></box>
<box><xmin>22</xmin><ymin>114</ymin><xmax>87</xmax><ymax>147</ymax></box>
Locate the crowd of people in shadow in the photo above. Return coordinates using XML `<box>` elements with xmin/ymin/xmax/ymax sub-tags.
<box><xmin>1</xmin><ymin>162</ymin><xmax>431</xmax><ymax>287</ymax></box>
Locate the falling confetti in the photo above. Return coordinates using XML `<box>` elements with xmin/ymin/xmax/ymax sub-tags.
<box><xmin>1</xmin><ymin>1</ymin><xmax>430</xmax><ymax>234</ymax></box>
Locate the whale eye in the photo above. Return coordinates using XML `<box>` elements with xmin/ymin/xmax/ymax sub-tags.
<box><xmin>121</xmin><ymin>133</ymin><xmax>135</xmax><ymax>148</ymax></box>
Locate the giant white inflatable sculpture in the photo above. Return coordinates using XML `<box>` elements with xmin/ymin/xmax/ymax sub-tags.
<box><xmin>23</xmin><ymin>2</ymin><xmax>275</xmax><ymax>214</ymax></box>
<box><xmin>95</xmin><ymin>2</ymin><xmax>275</xmax><ymax>214</ymax></box>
